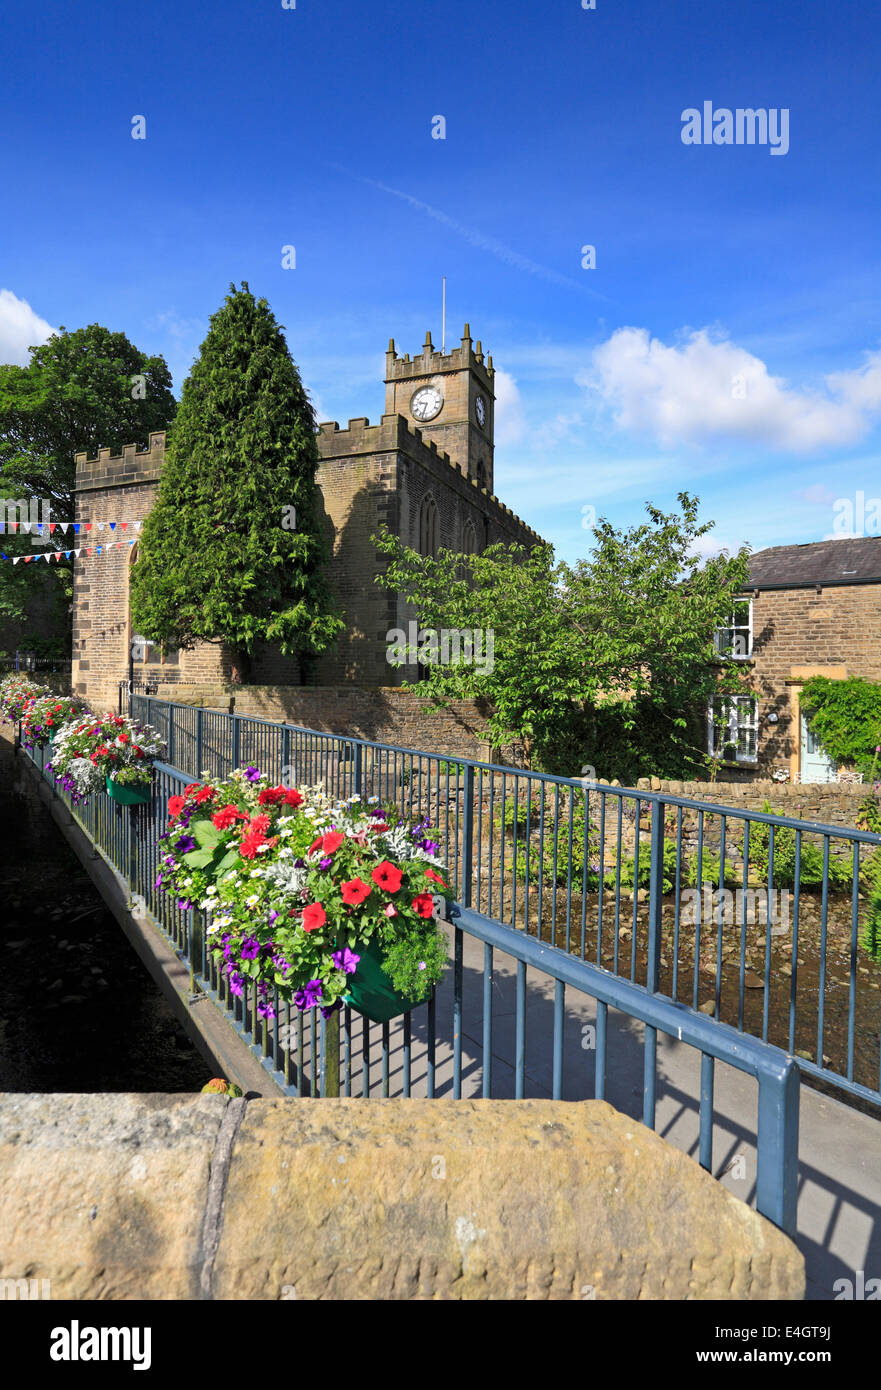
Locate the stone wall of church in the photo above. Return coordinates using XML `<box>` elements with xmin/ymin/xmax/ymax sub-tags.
<box><xmin>71</xmin><ymin>411</ymin><xmax>543</xmax><ymax>710</ymax></box>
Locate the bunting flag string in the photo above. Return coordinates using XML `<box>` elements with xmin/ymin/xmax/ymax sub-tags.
<box><xmin>0</xmin><ymin>518</ymin><xmax>143</xmax><ymax>537</ymax></box>
<box><xmin>0</xmin><ymin>539</ymin><xmax>140</xmax><ymax>564</ymax></box>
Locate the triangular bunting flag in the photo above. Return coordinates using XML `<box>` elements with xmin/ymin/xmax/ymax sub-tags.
<box><xmin>59</xmin><ymin>523</ymin><xmax>69</xmax><ymax>534</ymax></box>
<box><xmin>109</xmin><ymin>522</ymin><xmax>116</xmax><ymax>531</ymax></box>
<box><xmin>97</xmin><ymin>522</ymin><xmax>105</xmax><ymax>532</ymax></box>
<box><xmin>49</xmin><ymin>523</ymin><xmax>56</xmax><ymax>534</ymax></box>
<box><xmin>120</xmin><ymin>522</ymin><xmax>128</xmax><ymax>530</ymax></box>
<box><xmin>73</xmin><ymin>524</ymin><xmax>81</xmax><ymax>534</ymax></box>
<box><xmin>12</xmin><ymin>556</ymin><xmax>20</xmax><ymax>565</ymax></box>
<box><xmin>84</xmin><ymin>523</ymin><xmax>92</xmax><ymax>532</ymax></box>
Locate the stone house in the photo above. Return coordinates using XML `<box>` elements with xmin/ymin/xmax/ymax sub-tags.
<box><xmin>707</xmin><ymin>536</ymin><xmax>881</xmax><ymax>783</ymax></box>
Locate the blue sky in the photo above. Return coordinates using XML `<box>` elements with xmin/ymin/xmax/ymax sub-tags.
<box><xmin>2</xmin><ymin>0</ymin><xmax>880</xmax><ymax>562</ymax></box>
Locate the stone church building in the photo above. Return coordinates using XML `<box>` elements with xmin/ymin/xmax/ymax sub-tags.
<box><xmin>70</xmin><ymin>326</ymin><xmax>542</xmax><ymax>748</ymax></box>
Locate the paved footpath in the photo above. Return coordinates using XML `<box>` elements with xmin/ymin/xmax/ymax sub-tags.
<box><xmin>339</xmin><ymin>929</ymin><xmax>881</xmax><ymax>1301</ymax></box>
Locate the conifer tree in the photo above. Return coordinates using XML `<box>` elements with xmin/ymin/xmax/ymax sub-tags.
<box><xmin>130</xmin><ymin>284</ymin><xmax>343</xmax><ymax>679</ymax></box>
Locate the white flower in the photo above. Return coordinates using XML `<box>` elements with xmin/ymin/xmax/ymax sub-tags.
<box><xmin>245</xmin><ymin>894</ymin><xmax>260</xmax><ymax>908</ymax></box>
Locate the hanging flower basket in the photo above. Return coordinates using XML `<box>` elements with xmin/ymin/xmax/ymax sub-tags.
<box><xmin>105</xmin><ymin>775</ymin><xmax>152</xmax><ymax>806</ymax></box>
<box><xmin>151</xmin><ymin>772</ymin><xmax>453</xmax><ymax>1024</ymax></box>
<box><xmin>343</xmin><ymin>934</ymin><xmax>431</xmax><ymax>1023</ymax></box>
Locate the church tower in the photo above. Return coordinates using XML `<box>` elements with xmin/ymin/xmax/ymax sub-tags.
<box><xmin>384</xmin><ymin>325</ymin><xmax>495</xmax><ymax>492</ymax></box>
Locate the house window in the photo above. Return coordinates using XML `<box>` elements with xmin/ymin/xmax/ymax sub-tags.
<box><xmin>708</xmin><ymin>695</ymin><xmax>759</xmax><ymax>764</ymax></box>
<box><xmin>714</xmin><ymin>598</ymin><xmax>753</xmax><ymax>659</ymax></box>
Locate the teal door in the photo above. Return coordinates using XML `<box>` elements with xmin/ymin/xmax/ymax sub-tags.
<box><xmin>800</xmin><ymin>714</ymin><xmax>837</xmax><ymax>783</ymax></box>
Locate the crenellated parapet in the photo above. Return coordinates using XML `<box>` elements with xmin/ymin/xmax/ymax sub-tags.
<box><xmin>74</xmin><ymin>432</ymin><xmax>166</xmax><ymax>493</ymax></box>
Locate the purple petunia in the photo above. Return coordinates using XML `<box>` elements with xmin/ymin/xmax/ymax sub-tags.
<box><xmin>174</xmin><ymin>835</ymin><xmax>196</xmax><ymax>854</ymax></box>
<box><xmin>331</xmin><ymin>946</ymin><xmax>361</xmax><ymax>976</ymax></box>
<box><xmin>245</xmin><ymin>766</ymin><xmax>261</xmax><ymax>782</ymax></box>
<box><xmin>321</xmin><ymin>1000</ymin><xmax>342</xmax><ymax>1021</ymax></box>
<box><xmin>293</xmin><ymin>979</ymin><xmax>323</xmax><ymax>1011</ymax></box>
<box><xmin>227</xmin><ymin>969</ymin><xmax>244</xmax><ymax>998</ymax></box>
<box><xmin>240</xmin><ymin>936</ymin><xmax>260</xmax><ymax>960</ymax></box>
<box><xmin>319</xmin><ymin>856</ymin><xmax>333</xmax><ymax>870</ymax></box>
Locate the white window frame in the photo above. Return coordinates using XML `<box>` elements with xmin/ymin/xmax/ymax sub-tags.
<box><xmin>714</xmin><ymin>597</ymin><xmax>753</xmax><ymax>660</ymax></box>
<box><xmin>708</xmin><ymin>695</ymin><xmax>759</xmax><ymax>765</ymax></box>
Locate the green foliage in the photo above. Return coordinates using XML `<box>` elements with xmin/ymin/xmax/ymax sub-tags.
<box><xmin>374</xmin><ymin>493</ymin><xmax>752</xmax><ymax>777</ymax></box>
<box><xmin>862</xmin><ymin>857</ymin><xmax>881</xmax><ymax>967</ymax></box>
<box><xmin>130</xmin><ymin>284</ymin><xmax>343</xmax><ymax>675</ymax></box>
<box><xmin>857</xmin><ymin>794</ymin><xmax>881</xmax><ymax>835</ymax></box>
<box><xmin>0</xmin><ymin>323</ymin><xmax>174</xmax><ymax>646</ymax></box>
<box><xmin>800</xmin><ymin>677</ymin><xmax>881</xmax><ymax>779</ymax></box>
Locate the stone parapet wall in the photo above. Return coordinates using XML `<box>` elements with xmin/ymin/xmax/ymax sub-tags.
<box><xmin>148</xmin><ymin>682</ymin><xmax>507</xmax><ymax>763</ymax></box>
<box><xmin>634</xmin><ymin>777</ymin><xmax>872</xmax><ymax>833</ymax></box>
<box><xmin>0</xmin><ymin>1093</ymin><xmax>804</xmax><ymax>1300</ymax></box>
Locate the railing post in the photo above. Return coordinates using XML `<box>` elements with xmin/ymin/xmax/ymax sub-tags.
<box><xmin>756</xmin><ymin>1058</ymin><xmax>800</xmax><ymax>1236</ymax></box>
<box><xmin>168</xmin><ymin>704</ymin><xmax>176</xmax><ymax>769</ymax></box>
<box><xmin>321</xmin><ymin>1008</ymin><xmax>341</xmax><ymax>1097</ymax></box>
<box><xmin>232</xmin><ymin>712</ymin><xmax>241</xmax><ymax>771</ymax></box>
<box><xmin>462</xmin><ymin>763</ymin><xmax>475</xmax><ymax>908</ymax></box>
<box><xmin>647</xmin><ymin>798</ymin><xmax>665</xmax><ymax>994</ymax></box>
<box><xmin>354</xmin><ymin>742</ymin><xmax>363</xmax><ymax>799</ymax></box>
<box><xmin>282</xmin><ymin>725</ymin><xmax>291</xmax><ymax>786</ymax></box>
<box><xmin>196</xmin><ymin>706</ymin><xmax>204</xmax><ymax>778</ymax></box>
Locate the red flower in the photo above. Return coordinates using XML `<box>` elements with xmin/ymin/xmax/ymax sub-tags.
<box><xmin>258</xmin><ymin>787</ymin><xmax>285</xmax><ymax>806</ymax></box>
<box><xmin>195</xmin><ymin>786</ymin><xmax>214</xmax><ymax>804</ymax></box>
<box><xmin>283</xmin><ymin>788</ymin><xmax>303</xmax><ymax>807</ymax></box>
<box><xmin>308</xmin><ymin>831</ymin><xmax>345</xmax><ymax>857</ymax></box>
<box><xmin>369</xmin><ymin>822</ymin><xmax>389</xmax><ymax>834</ymax></box>
<box><xmin>341</xmin><ymin>877</ymin><xmax>372</xmax><ymax>906</ymax></box>
<box><xmin>412</xmin><ymin>893</ymin><xmax>435</xmax><ymax>919</ymax></box>
<box><xmin>118</xmin><ymin>733</ymin><xmax>129</xmax><ymax>743</ymax></box>
<box><xmin>239</xmin><ymin>831</ymin><xmax>277</xmax><ymax>860</ymax></box>
<box><xmin>302</xmin><ymin>903</ymin><xmax>327</xmax><ymax>932</ymax></box>
<box><xmin>168</xmin><ymin>795</ymin><xmax>186</xmax><ymax>818</ymax></box>
<box><xmin>372</xmin><ymin>860</ymin><xmax>402</xmax><ymax>893</ymax></box>
<box><xmin>248</xmin><ymin>813</ymin><xmax>271</xmax><ymax>836</ymax></box>
<box><xmin>212</xmin><ymin>804</ymin><xmax>245</xmax><ymax>830</ymax></box>
<box><xmin>425</xmin><ymin>868</ymin><xmax>447</xmax><ymax>886</ymax></box>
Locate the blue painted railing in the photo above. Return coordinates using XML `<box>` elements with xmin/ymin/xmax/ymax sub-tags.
<box><xmin>132</xmin><ymin>696</ymin><xmax>881</xmax><ymax>1112</ymax></box>
<box><xmin>23</xmin><ymin>734</ymin><xmax>800</xmax><ymax>1234</ymax></box>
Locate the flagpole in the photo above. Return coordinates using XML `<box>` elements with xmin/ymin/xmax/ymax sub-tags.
<box><xmin>442</xmin><ymin>276</ymin><xmax>446</xmax><ymax>355</ymax></box>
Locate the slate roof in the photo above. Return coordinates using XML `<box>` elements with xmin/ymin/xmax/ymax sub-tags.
<box><xmin>745</xmin><ymin>536</ymin><xmax>881</xmax><ymax>589</ymax></box>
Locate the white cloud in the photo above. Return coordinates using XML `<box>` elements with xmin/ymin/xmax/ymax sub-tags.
<box><xmin>580</xmin><ymin>327</ymin><xmax>881</xmax><ymax>452</ymax></box>
<box><xmin>493</xmin><ymin>368</ymin><xmax>527</xmax><ymax>446</ymax></box>
<box><xmin>0</xmin><ymin>289</ymin><xmax>56</xmax><ymax>366</ymax></box>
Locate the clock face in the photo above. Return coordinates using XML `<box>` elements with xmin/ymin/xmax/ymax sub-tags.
<box><xmin>411</xmin><ymin>385</ymin><xmax>443</xmax><ymax>422</ymax></box>
<box><xmin>475</xmin><ymin>394</ymin><xmax>486</xmax><ymax>428</ymax></box>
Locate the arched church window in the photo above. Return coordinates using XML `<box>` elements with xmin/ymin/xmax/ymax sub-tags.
<box><xmin>476</xmin><ymin>460</ymin><xmax>488</xmax><ymax>491</ymax></box>
<box><xmin>462</xmin><ymin>519</ymin><xmax>479</xmax><ymax>556</ymax></box>
<box><xmin>419</xmin><ymin>494</ymin><xmax>439</xmax><ymax>558</ymax></box>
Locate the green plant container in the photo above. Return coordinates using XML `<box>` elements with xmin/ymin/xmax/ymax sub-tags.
<box><xmin>343</xmin><ymin>936</ymin><xmax>430</xmax><ymax>1024</ymax></box>
<box><xmin>105</xmin><ymin>775</ymin><xmax>151</xmax><ymax>806</ymax></box>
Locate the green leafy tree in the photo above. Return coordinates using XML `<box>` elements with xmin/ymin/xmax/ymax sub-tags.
<box><xmin>375</xmin><ymin>493</ymin><xmax>752</xmax><ymax>778</ymax></box>
<box><xmin>0</xmin><ymin>324</ymin><xmax>176</xmax><ymax>647</ymax></box>
<box><xmin>800</xmin><ymin>676</ymin><xmax>881</xmax><ymax>779</ymax></box>
<box><xmin>130</xmin><ymin>283</ymin><xmax>343</xmax><ymax>679</ymax></box>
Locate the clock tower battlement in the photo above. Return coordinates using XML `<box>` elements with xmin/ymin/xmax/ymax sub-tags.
<box><xmin>384</xmin><ymin>324</ymin><xmax>495</xmax><ymax>493</ymax></box>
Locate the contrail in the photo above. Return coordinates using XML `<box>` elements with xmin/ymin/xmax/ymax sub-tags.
<box><xmin>328</xmin><ymin>164</ymin><xmax>609</xmax><ymax>300</ymax></box>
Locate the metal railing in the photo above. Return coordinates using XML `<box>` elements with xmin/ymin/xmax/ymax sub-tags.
<box><xmin>131</xmin><ymin>696</ymin><xmax>881</xmax><ymax>1113</ymax></box>
<box><xmin>23</xmin><ymin>732</ymin><xmax>800</xmax><ymax>1233</ymax></box>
